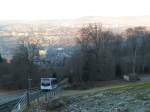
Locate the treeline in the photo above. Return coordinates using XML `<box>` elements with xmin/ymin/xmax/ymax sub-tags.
<box><xmin>64</xmin><ymin>24</ymin><xmax>150</xmax><ymax>85</ymax></box>
<box><xmin>0</xmin><ymin>45</ymin><xmax>50</xmax><ymax>90</ymax></box>
<box><xmin>1</xmin><ymin>23</ymin><xmax>150</xmax><ymax>89</ymax></box>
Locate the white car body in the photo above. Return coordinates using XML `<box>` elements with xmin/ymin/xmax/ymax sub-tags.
<box><xmin>41</xmin><ymin>78</ymin><xmax>57</xmax><ymax>91</ymax></box>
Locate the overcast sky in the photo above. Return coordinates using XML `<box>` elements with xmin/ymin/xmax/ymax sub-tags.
<box><xmin>0</xmin><ymin>0</ymin><xmax>150</xmax><ymax>20</ymax></box>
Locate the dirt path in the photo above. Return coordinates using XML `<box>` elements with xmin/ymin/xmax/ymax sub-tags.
<box><xmin>139</xmin><ymin>74</ymin><xmax>150</xmax><ymax>82</ymax></box>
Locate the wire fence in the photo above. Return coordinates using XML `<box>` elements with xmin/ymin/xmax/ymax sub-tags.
<box><xmin>0</xmin><ymin>79</ymin><xmax>65</xmax><ymax>112</ymax></box>
<box><xmin>11</xmin><ymin>88</ymin><xmax>61</xmax><ymax>112</ymax></box>
<box><xmin>11</xmin><ymin>92</ymin><xmax>27</xmax><ymax>112</ymax></box>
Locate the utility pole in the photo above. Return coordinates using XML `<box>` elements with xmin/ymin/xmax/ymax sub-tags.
<box><xmin>27</xmin><ymin>78</ymin><xmax>32</xmax><ymax>108</ymax></box>
<box><xmin>24</xmin><ymin>41</ymin><xmax>32</xmax><ymax>108</ymax></box>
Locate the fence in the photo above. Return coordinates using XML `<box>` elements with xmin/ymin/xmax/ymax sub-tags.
<box><xmin>11</xmin><ymin>88</ymin><xmax>61</xmax><ymax>112</ymax></box>
<box><xmin>11</xmin><ymin>92</ymin><xmax>27</xmax><ymax>112</ymax></box>
<box><xmin>0</xmin><ymin>79</ymin><xmax>65</xmax><ymax>112</ymax></box>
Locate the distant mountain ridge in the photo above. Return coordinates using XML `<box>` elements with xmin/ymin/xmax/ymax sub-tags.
<box><xmin>70</xmin><ymin>16</ymin><xmax>150</xmax><ymax>27</ymax></box>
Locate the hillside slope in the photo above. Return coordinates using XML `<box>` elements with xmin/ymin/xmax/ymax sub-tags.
<box><xmin>48</xmin><ymin>82</ymin><xmax>150</xmax><ymax>112</ymax></box>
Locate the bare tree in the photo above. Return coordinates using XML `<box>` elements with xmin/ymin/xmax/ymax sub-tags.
<box><xmin>125</xmin><ymin>27</ymin><xmax>146</xmax><ymax>74</ymax></box>
<box><xmin>75</xmin><ymin>24</ymin><xmax>117</xmax><ymax>81</ymax></box>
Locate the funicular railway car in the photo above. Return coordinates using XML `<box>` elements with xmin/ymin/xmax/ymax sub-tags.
<box><xmin>41</xmin><ymin>78</ymin><xmax>57</xmax><ymax>91</ymax></box>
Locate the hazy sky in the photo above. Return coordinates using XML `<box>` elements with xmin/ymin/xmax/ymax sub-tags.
<box><xmin>0</xmin><ymin>0</ymin><xmax>150</xmax><ymax>20</ymax></box>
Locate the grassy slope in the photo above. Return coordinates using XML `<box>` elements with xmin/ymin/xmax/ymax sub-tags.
<box><xmin>57</xmin><ymin>81</ymin><xmax>150</xmax><ymax>97</ymax></box>
<box><xmin>48</xmin><ymin>82</ymin><xmax>150</xmax><ymax>112</ymax></box>
<box><xmin>24</xmin><ymin>82</ymin><xmax>150</xmax><ymax>112</ymax></box>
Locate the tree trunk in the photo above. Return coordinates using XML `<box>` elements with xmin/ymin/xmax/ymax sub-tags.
<box><xmin>132</xmin><ymin>47</ymin><xmax>137</xmax><ymax>74</ymax></box>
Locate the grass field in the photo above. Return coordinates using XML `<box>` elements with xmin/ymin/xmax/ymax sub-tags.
<box><xmin>24</xmin><ymin>81</ymin><xmax>150</xmax><ymax>112</ymax></box>
<box><xmin>47</xmin><ymin>82</ymin><xmax>150</xmax><ymax>112</ymax></box>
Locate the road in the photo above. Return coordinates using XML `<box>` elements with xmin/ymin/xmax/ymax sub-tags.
<box><xmin>0</xmin><ymin>90</ymin><xmax>25</xmax><ymax>105</ymax></box>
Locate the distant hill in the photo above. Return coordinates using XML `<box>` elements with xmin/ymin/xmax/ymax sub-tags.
<box><xmin>72</xmin><ymin>16</ymin><xmax>150</xmax><ymax>27</ymax></box>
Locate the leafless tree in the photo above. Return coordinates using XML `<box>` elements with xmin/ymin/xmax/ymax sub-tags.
<box><xmin>125</xmin><ymin>27</ymin><xmax>146</xmax><ymax>74</ymax></box>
